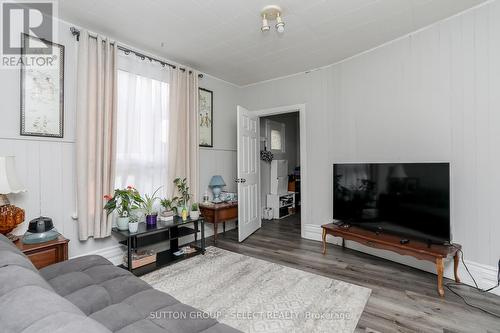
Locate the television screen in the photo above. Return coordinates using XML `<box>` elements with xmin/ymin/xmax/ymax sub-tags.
<box><xmin>333</xmin><ymin>163</ymin><xmax>450</xmax><ymax>243</ymax></box>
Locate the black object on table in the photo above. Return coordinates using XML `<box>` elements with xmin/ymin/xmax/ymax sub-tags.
<box><xmin>112</xmin><ymin>215</ymin><xmax>205</xmax><ymax>276</ymax></box>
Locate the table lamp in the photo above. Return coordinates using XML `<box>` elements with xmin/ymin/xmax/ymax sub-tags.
<box><xmin>0</xmin><ymin>156</ymin><xmax>26</xmax><ymax>236</ymax></box>
<box><xmin>209</xmin><ymin>175</ymin><xmax>226</xmax><ymax>203</ymax></box>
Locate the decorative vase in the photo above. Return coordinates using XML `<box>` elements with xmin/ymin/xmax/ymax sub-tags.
<box><xmin>128</xmin><ymin>221</ymin><xmax>139</xmax><ymax>233</ymax></box>
<box><xmin>116</xmin><ymin>216</ymin><xmax>130</xmax><ymax>231</ymax></box>
<box><xmin>190</xmin><ymin>210</ymin><xmax>200</xmax><ymax>220</ymax></box>
<box><xmin>181</xmin><ymin>207</ymin><xmax>188</xmax><ymax>221</ymax></box>
<box><xmin>146</xmin><ymin>214</ymin><xmax>157</xmax><ymax>227</ymax></box>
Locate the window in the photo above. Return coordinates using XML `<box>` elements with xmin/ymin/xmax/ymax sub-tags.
<box><xmin>114</xmin><ymin>52</ymin><xmax>170</xmax><ymax>195</ymax></box>
<box><xmin>271</xmin><ymin>129</ymin><xmax>282</xmax><ymax>150</ymax></box>
<box><xmin>266</xmin><ymin>119</ymin><xmax>285</xmax><ymax>153</ymax></box>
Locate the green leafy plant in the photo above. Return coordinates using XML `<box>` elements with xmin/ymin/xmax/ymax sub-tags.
<box><xmin>173</xmin><ymin>178</ymin><xmax>191</xmax><ymax>208</ymax></box>
<box><xmin>104</xmin><ymin>186</ymin><xmax>142</xmax><ymax>218</ymax></box>
<box><xmin>160</xmin><ymin>197</ymin><xmax>178</xmax><ymax>212</ymax></box>
<box><xmin>191</xmin><ymin>203</ymin><xmax>199</xmax><ymax>211</ymax></box>
<box><xmin>140</xmin><ymin>187</ymin><xmax>161</xmax><ymax>216</ymax></box>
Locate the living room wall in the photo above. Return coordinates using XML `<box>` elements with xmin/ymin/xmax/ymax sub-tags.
<box><xmin>0</xmin><ymin>17</ymin><xmax>240</xmax><ymax>259</ymax></box>
<box><xmin>239</xmin><ymin>1</ymin><xmax>500</xmax><ymax>292</ymax></box>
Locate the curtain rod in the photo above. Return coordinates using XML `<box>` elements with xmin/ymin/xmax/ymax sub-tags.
<box><xmin>70</xmin><ymin>27</ymin><xmax>203</xmax><ymax>78</ymax></box>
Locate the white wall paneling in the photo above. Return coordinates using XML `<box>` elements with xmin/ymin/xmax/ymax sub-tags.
<box><xmin>240</xmin><ymin>0</ymin><xmax>500</xmax><ymax>291</ymax></box>
<box><xmin>197</xmin><ymin>74</ymin><xmax>240</xmax><ymax>201</ymax></box>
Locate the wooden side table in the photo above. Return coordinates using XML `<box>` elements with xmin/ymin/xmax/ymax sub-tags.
<box><xmin>321</xmin><ymin>223</ymin><xmax>461</xmax><ymax>297</ymax></box>
<box><xmin>199</xmin><ymin>202</ymin><xmax>238</xmax><ymax>243</ymax></box>
<box><xmin>14</xmin><ymin>235</ymin><xmax>69</xmax><ymax>269</ymax></box>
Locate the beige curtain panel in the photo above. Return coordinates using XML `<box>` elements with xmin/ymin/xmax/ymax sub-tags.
<box><xmin>167</xmin><ymin>68</ymin><xmax>200</xmax><ymax>202</ymax></box>
<box><xmin>76</xmin><ymin>30</ymin><xmax>117</xmax><ymax>240</ymax></box>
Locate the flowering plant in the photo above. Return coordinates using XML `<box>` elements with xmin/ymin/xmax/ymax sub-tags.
<box><xmin>104</xmin><ymin>186</ymin><xmax>143</xmax><ymax>219</ymax></box>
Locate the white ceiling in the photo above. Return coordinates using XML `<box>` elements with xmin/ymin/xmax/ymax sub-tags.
<box><xmin>57</xmin><ymin>0</ymin><xmax>487</xmax><ymax>86</ymax></box>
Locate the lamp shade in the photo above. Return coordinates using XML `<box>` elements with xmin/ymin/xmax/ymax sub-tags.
<box><xmin>0</xmin><ymin>156</ymin><xmax>26</xmax><ymax>194</ymax></box>
<box><xmin>390</xmin><ymin>164</ymin><xmax>408</xmax><ymax>179</ymax></box>
<box><xmin>209</xmin><ymin>175</ymin><xmax>226</xmax><ymax>187</ymax></box>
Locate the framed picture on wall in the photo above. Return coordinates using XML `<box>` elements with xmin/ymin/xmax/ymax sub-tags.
<box><xmin>199</xmin><ymin>87</ymin><xmax>213</xmax><ymax>147</ymax></box>
<box><xmin>20</xmin><ymin>33</ymin><xmax>65</xmax><ymax>138</ymax></box>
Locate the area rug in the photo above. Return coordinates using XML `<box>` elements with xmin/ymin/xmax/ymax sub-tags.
<box><xmin>141</xmin><ymin>247</ymin><xmax>371</xmax><ymax>333</ymax></box>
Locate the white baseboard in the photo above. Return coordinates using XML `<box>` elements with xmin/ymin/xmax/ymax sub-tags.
<box><xmin>70</xmin><ymin>244</ymin><xmax>124</xmax><ymax>266</ymax></box>
<box><xmin>303</xmin><ymin>223</ymin><xmax>500</xmax><ymax>296</ymax></box>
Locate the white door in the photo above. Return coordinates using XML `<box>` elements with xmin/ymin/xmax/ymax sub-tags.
<box><xmin>237</xmin><ymin>105</ymin><xmax>261</xmax><ymax>242</ymax></box>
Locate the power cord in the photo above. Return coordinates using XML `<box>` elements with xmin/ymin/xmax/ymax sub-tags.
<box><xmin>445</xmin><ymin>247</ymin><xmax>500</xmax><ymax>318</ymax></box>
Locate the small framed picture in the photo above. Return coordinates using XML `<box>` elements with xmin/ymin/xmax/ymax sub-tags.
<box><xmin>20</xmin><ymin>33</ymin><xmax>64</xmax><ymax>138</ymax></box>
<box><xmin>199</xmin><ymin>88</ymin><xmax>213</xmax><ymax>147</ymax></box>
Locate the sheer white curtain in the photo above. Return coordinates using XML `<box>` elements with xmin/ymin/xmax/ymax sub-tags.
<box><xmin>114</xmin><ymin>51</ymin><xmax>171</xmax><ymax>196</ymax></box>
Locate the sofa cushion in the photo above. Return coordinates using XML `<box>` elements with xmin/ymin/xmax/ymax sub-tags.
<box><xmin>42</xmin><ymin>255</ymin><xmax>151</xmax><ymax>314</ymax></box>
<box><xmin>0</xmin><ymin>265</ymin><xmax>53</xmax><ymax>295</ymax></box>
<box><xmin>0</xmin><ymin>234</ymin><xmax>111</xmax><ymax>333</ymax></box>
<box><xmin>0</xmin><ymin>233</ymin><xmax>38</xmax><ymax>273</ymax></box>
<box><xmin>40</xmin><ymin>253</ymin><xmax>241</xmax><ymax>332</ymax></box>
<box><xmin>0</xmin><ymin>285</ymin><xmax>111</xmax><ymax>333</ymax></box>
<box><xmin>22</xmin><ymin>313</ymin><xmax>112</xmax><ymax>333</ymax></box>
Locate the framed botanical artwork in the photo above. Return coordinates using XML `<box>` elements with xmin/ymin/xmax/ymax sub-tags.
<box><xmin>20</xmin><ymin>33</ymin><xmax>65</xmax><ymax>138</ymax></box>
<box><xmin>199</xmin><ymin>88</ymin><xmax>213</xmax><ymax>147</ymax></box>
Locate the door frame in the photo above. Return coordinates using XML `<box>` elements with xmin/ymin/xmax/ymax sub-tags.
<box><xmin>253</xmin><ymin>104</ymin><xmax>306</xmax><ymax>237</ymax></box>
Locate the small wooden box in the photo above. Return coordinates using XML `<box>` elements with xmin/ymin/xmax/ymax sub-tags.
<box><xmin>124</xmin><ymin>250</ymin><xmax>156</xmax><ymax>269</ymax></box>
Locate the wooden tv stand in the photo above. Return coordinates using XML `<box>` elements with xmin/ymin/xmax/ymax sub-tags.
<box><xmin>321</xmin><ymin>223</ymin><xmax>461</xmax><ymax>297</ymax></box>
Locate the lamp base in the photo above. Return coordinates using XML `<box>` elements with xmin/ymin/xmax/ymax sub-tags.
<box><xmin>0</xmin><ymin>194</ymin><xmax>10</xmax><ymax>206</ymax></box>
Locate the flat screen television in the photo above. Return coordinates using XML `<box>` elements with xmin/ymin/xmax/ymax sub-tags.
<box><xmin>333</xmin><ymin>163</ymin><xmax>450</xmax><ymax>244</ymax></box>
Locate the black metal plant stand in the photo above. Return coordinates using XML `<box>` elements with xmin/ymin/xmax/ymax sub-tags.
<box><xmin>112</xmin><ymin>216</ymin><xmax>205</xmax><ymax>276</ymax></box>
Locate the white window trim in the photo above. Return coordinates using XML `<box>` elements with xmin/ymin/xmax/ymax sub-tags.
<box><xmin>265</xmin><ymin>119</ymin><xmax>285</xmax><ymax>153</ymax></box>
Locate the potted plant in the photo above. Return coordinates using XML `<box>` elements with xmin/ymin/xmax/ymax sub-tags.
<box><xmin>190</xmin><ymin>202</ymin><xmax>200</xmax><ymax>220</ymax></box>
<box><xmin>173</xmin><ymin>178</ymin><xmax>191</xmax><ymax>218</ymax></box>
<box><xmin>141</xmin><ymin>187</ymin><xmax>161</xmax><ymax>226</ymax></box>
<box><xmin>128</xmin><ymin>214</ymin><xmax>140</xmax><ymax>233</ymax></box>
<box><xmin>160</xmin><ymin>196</ymin><xmax>178</xmax><ymax>220</ymax></box>
<box><xmin>104</xmin><ymin>186</ymin><xmax>142</xmax><ymax>231</ymax></box>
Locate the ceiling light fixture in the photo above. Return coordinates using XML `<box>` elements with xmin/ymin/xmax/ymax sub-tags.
<box><xmin>260</xmin><ymin>5</ymin><xmax>285</xmax><ymax>34</ymax></box>
<box><xmin>275</xmin><ymin>12</ymin><xmax>285</xmax><ymax>33</ymax></box>
<box><xmin>261</xmin><ymin>14</ymin><xmax>270</xmax><ymax>32</ymax></box>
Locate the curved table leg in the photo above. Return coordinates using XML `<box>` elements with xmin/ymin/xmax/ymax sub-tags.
<box><xmin>322</xmin><ymin>228</ymin><xmax>327</xmax><ymax>255</ymax></box>
<box><xmin>454</xmin><ymin>252</ymin><xmax>461</xmax><ymax>283</ymax></box>
<box><xmin>436</xmin><ymin>257</ymin><xmax>445</xmax><ymax>297</ymax></box>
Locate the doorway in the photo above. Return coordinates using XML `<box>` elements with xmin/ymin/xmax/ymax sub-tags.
<box><xmin>236</xmin><ymin>104</ymin><xmax>307</xmax><ymax>242</ymax></box>
<box><xmin>260</xmin><ymin>112</ymin><xmax>300</xmax><ymax>223</ymax></box>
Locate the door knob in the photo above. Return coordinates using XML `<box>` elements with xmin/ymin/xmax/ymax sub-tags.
<box><xmin>235</xmin><ymin>178</ymin><xmax>246</xmax><ymax>183</ymax></box>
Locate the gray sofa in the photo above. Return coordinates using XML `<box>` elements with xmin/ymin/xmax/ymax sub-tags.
<box><xmin>0</xmin><ymin>234</ymin><xmax>239</xmax><ymax>333</ymax></box>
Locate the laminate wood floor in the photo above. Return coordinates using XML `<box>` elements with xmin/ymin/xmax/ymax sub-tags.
<box><xmin>209</xmin><ymin>215</ymin><xmax>500</xmax><ymax>333</ymax></box>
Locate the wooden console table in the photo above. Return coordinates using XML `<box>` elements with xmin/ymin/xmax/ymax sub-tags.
<box><xmin>199</xmin><ymin>202</ymin><xmax>238</xmax><ymax>243</ymax></box>
<box><xmin>15</xmin><ymin>235</ymin><xmax>69</xmax><ymax>269</ymax></box>
<box><xmin>321</xmin><ymin>223</ymin><xmax>461</xmax><ymax>297</ymax></box>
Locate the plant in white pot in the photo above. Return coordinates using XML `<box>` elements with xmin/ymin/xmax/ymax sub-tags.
<box><xmin>141</xmin><ymin>187</ymin><xmax>161</xmax><ymax>227</ymax></box>
<box><xmin>160</xmin><ymin>196</ymin><xmax>178</xmax><ymax>221</ymax></box>
<box><xmin>190</xmin><ymin>203</ymin><xmax>200</xmax><ymax>220</ymax></box>
<box><xmin>104</xmin><ymin>186</ymin><xmax>142</xmax><ymax>231</ymax></box>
